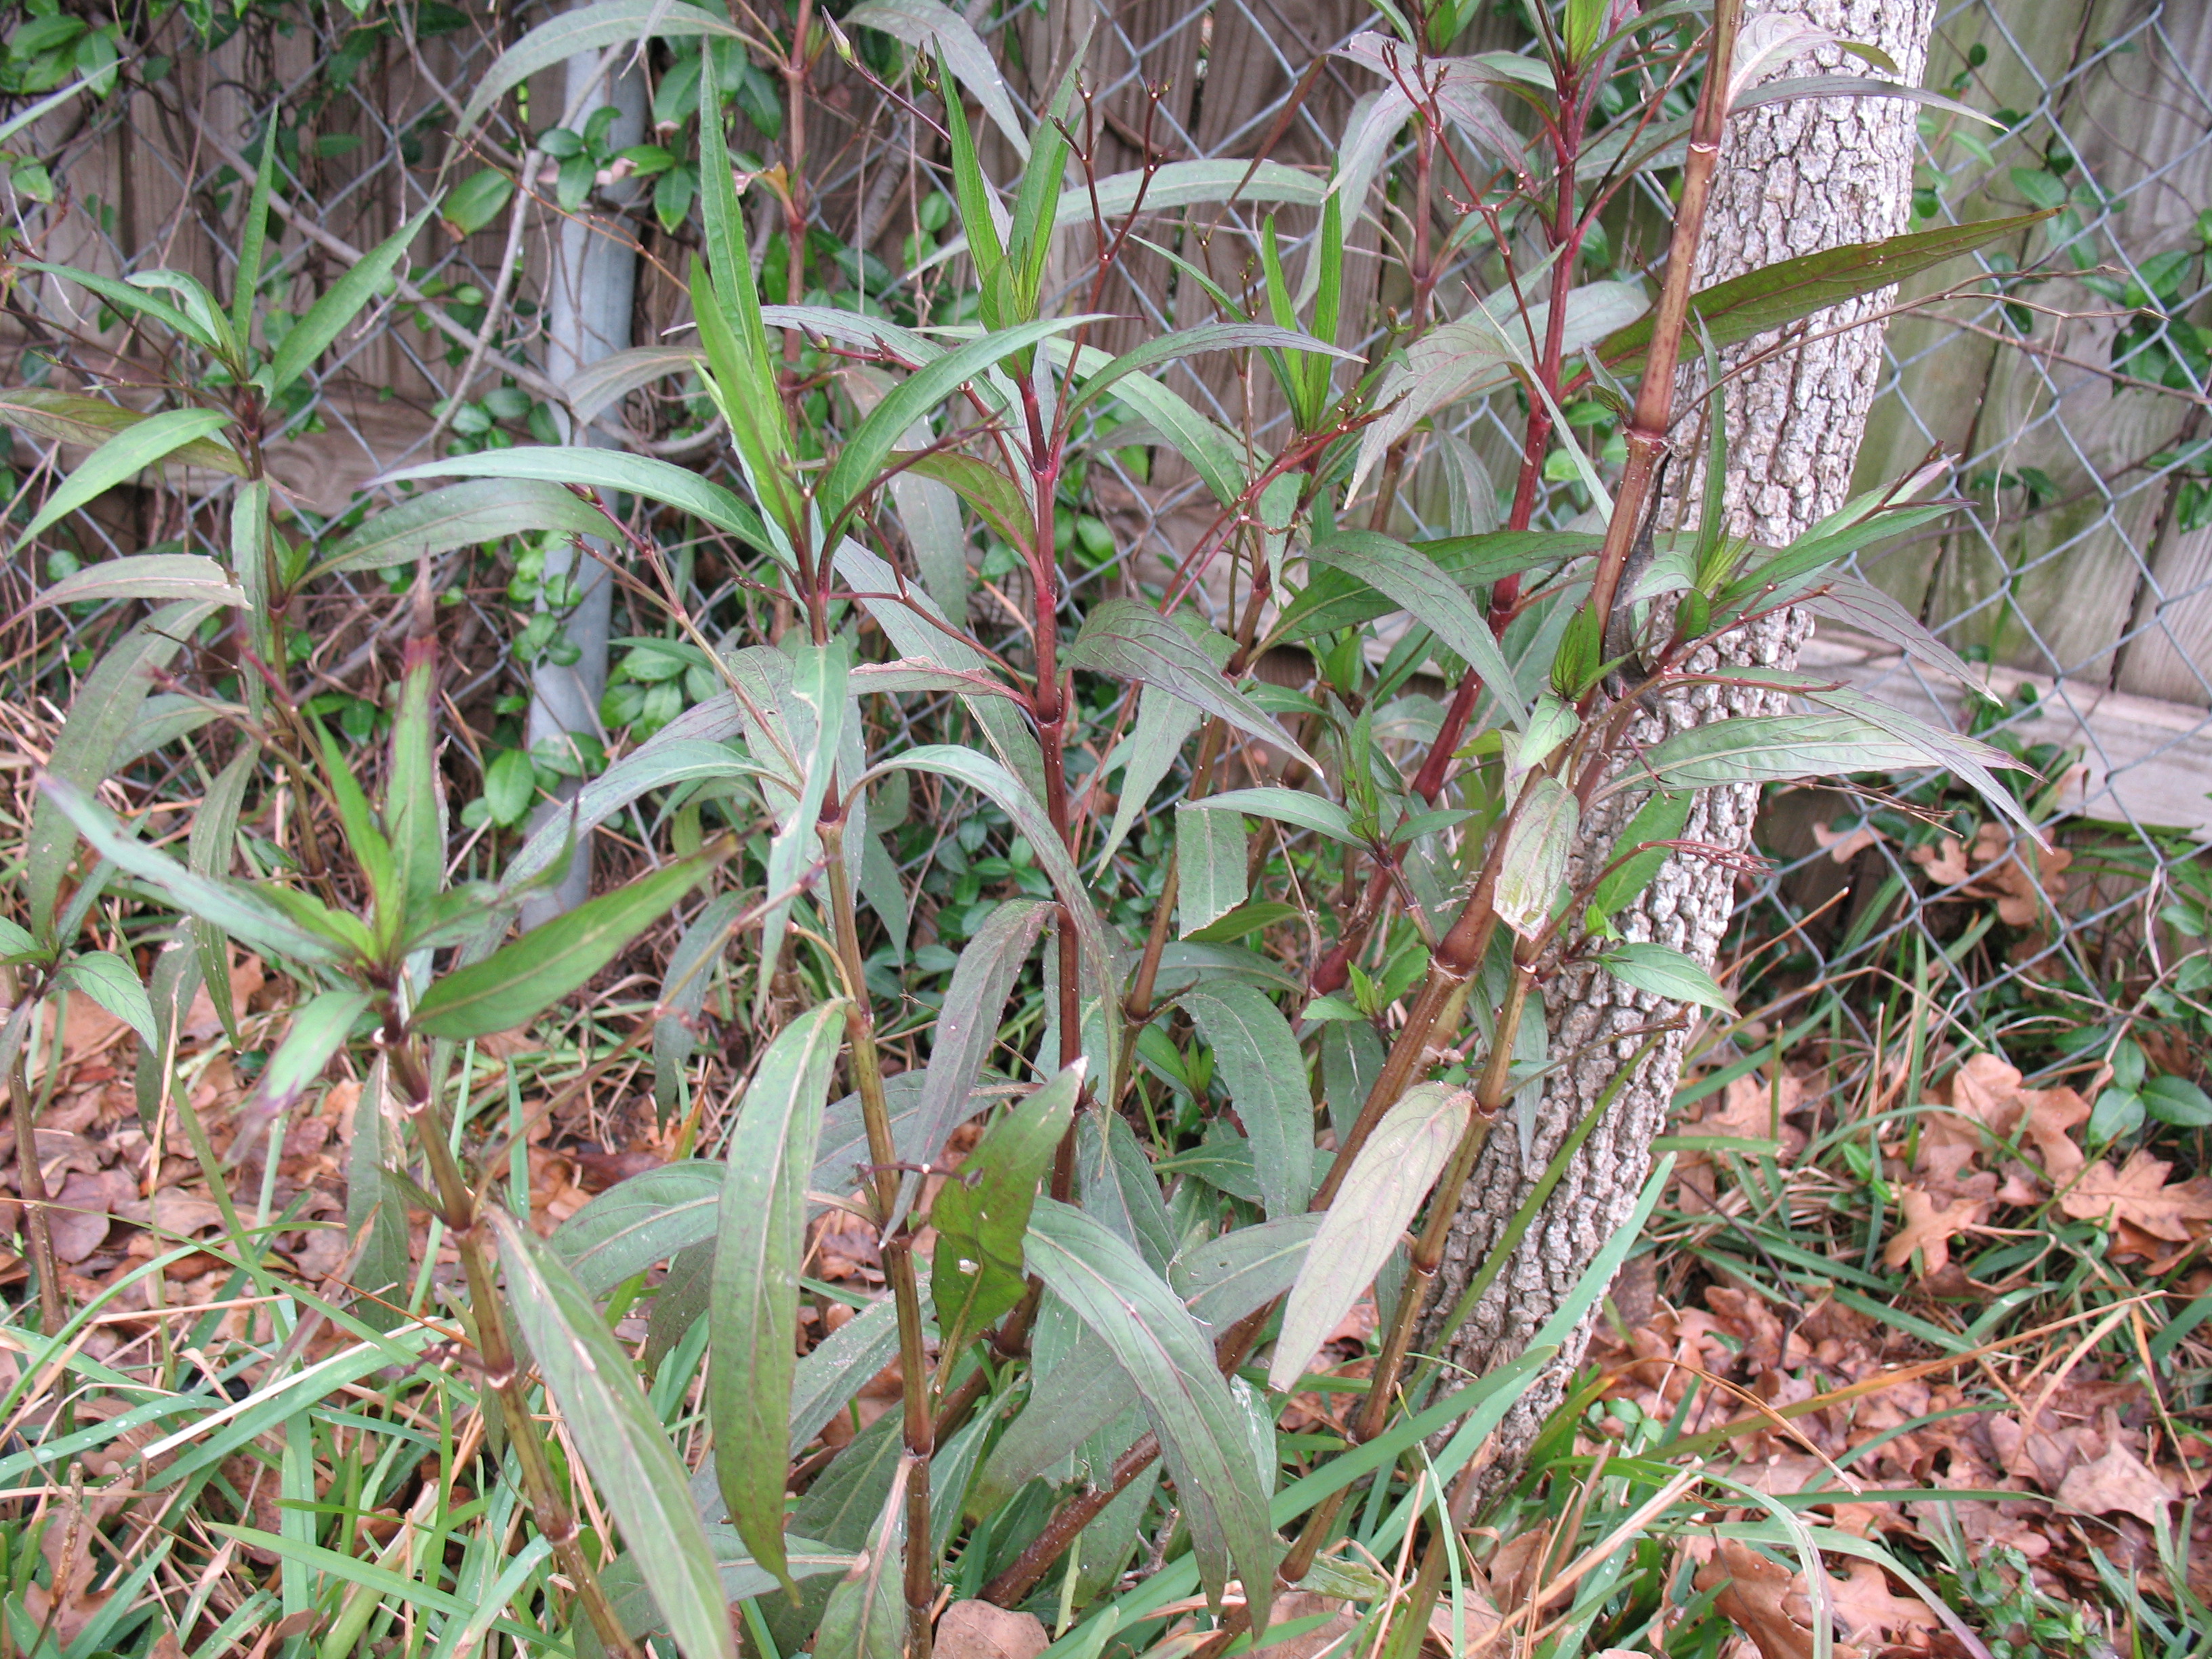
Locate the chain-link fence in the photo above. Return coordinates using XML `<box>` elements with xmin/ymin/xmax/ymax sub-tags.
<box><xmin>5</xmin><ymin>0</ymin><xmax>2207</xmax><ymax>1075</ymax></box>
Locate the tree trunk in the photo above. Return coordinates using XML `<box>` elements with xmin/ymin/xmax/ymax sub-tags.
<box><xmin>1418</xmin><ymin>0</ymin><xmax>1940</xmax><ymax>1486</ymax></box>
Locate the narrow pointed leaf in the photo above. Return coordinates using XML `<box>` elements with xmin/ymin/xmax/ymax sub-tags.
<box><xmin>28</xmin><ymin>553</ymin><xmax>249</xmax><ymax>612</ymax></box>
<box><xmin>932</xmin><ymin>1061</ymin><xmax>1085</xmax><ymax>1355</ymax></box>
<box><xmin>457</xmin><ymin>0</ymin><xmax>744</xmax><ymax>133</ymax></box>
<box><xmin>492</xmin><ymin>1211</ymin><xmax>739</xmax><ymax>1659</ymax></box>
<box><xmin>50</xmin><ymin>951</ymin><xmax>157</xmax><ymax>1050</ymax></box>
<box><xmin>411</xmin><ymin>839</ymin><xmax>730</xmax><ymax>1038</ymax></box>
<box><xmin>1269</xmin><ymin>1084</ymin><xmax>1471</xmax><ymax>1391</ymax></box>
<box><xmin>1026</xmin><ymin>1200</ymin><xmax>1278</xmax><ymax>1622</ymax></box>
<box><xmin>1174</xmin><ymin>802</ymin><xmax>1246</xmax><ymax>937</ymax></box>
<box><xmin>500</xmin><ymin>704</ymin><xmax>751</xmax><ymax>895</ymax></box>
<box><xmin>264</xmin><ymin>208</ymin><xmax>436</xmax><ymax>398</ymax></box>
<box><xmin>712</xmin><ymin>1001</ymin><xmax>846</xmax><ymax>1591</ymax></box>
<box><xmin>1066</xmin><ymin>322</ymin><xmax>1355</xmax><ymax>419</ymax></box>
<box><xmin>12</xmin><ymin>409</ymin><xmax>235</xmax><ymax>554</ymax></box>
<box><xmin>1067</xmin><ymin>600</ymin><xmax>1315</xmax><ymax>768</ymax></box>
<box><xmin>654</xmin><ymin>892</ymin><xmax>743</xmax><ymax>1120</ymax></box>
<box><xmin>0</xmin><ymin>388</ymin><xmax>245</xmax><ymax>473</ymax></box>
<box><xmin>377</xmin><ymin>449</ymin><xmax>765</xmax><ymax>548</ymax></box>
<box><xmin>347</xmin><ymin>1060</ymin><xmax>409</xmax><ymax>1330</ymax></box>
<box><xmin>1597</xmin><ymin>941</ymin><xmax>1734</xmax><ymax>1013</ymax></box>
<box><xmin>848</xmin><ymin>0</ymin><xmax>1028</xmax><ymax>155</ymax></box>
<box><xmin>556</xmin><ymin>1162</ymin><xmax>725</xmax><ymax>1294</ymax></box>
<box><xmin>1176</xmin><ymin>983</ymin><xmax>1312</xmax><ymax>1218</ymax></box>
<box><xmin>1193</xmin><ymin>787</ymin><xmax>1357</xmax><ymax>846</ymax></box>
<box><xmin>37</xmin><ymin>775</ymin><xmax>343</xmax><ymax>966</ymax></box>
<box><xmin>884</xmin><ymin>746</ymin><xmax>1111</xmax><ymax>979</ymax></box>
<box><xmin>1305</xmin><ymin>532</ymin><xmax>1525</xmax><ymax>724</ymax></box>
<box><xmin>241</xmin><ymin>987</ymin><xmax>372</xmax><ymax>1120</ymax></box>
<box><xmin>834</xmin><ymin>542</ymin><xmax>1045</xmax><ymax>801</ymax></box>
<box><xmin>890</xmin><ymin>897</ymin><xmax>1054</xmax><ymax>1233</ymax></box>
<box><xmin>311</xmin><ymin>480</ymin><xmax>613</xmax><ymax>580</ymax></box>
<box><xmin>1596</xmin><ymin>212</ymin><xmax>2056</xmax><ymax>378</ymax></box>
<box><xmin>817</xmin><ymin>319</ymin><xmax>1099</xmax><ymax>525</ymax></box>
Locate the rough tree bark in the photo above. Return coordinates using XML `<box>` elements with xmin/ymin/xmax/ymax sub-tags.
<box><xmin>1419</xmin><ymin>0</ymin><xmax>1940</xmax><ymax>1481</ymax></box>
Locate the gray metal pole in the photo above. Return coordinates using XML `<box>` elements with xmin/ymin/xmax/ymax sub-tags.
<box><xmin>523</xmin><ymin>36</ymin><xmax>647</xmax><ymax>924</ymax></box>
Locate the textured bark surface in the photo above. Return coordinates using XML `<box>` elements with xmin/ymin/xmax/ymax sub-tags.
<box><xmin>1418</xmin><ymin>0</ymin><xmax>1938</xmax><ymax>1483</ymax></box>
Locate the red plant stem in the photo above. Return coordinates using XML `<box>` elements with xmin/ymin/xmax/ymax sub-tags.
<box><xmin>1583</xmin><ymin>3</ymin><xmax>1743</xmax><ymax>661</ymax></box>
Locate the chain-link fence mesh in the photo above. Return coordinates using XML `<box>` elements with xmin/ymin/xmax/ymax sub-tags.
<box><xmin>4</xmin><ymin>0</ymin><xmax>2207</xmax><ymax>1076</ymax></box>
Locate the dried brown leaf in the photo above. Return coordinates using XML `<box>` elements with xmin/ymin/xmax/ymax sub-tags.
<box><xmin>1694</xmin><ymin>1539</ymin><xmax>1861</xmax><ymax>1659</ymax></box>
<box><xmin>2056</xmin><ymin>1441</ymin><xmax>2180</xmax><ymax>1519</ymax></box>
<box><xmin>2059</xmin><ymin>1151</ymin><xmax>2212</xmax><ymax>1242</ymax></box>
<box><xmin>1881</xmin><ymin>1187</ymin><xmax>1985</xmax><ymax>1275</ymax></box>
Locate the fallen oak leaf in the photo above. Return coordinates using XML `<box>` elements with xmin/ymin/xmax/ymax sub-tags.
<box><xmin>2059</xmin><ymin>1150</ymin><xmax>2212</xmax><ymax>1242</ymax></box>
<box><xmin>2016</xmin><ymin>1085</ymin><xmax>2089</xmax><ymax>1185</ymax></box>
<box><xmin>1882</xmin><ymin>1186</ymin><xmax>1986</xmax><ymax>1275</ymax></box>
<box><xmin>1824</xmin><ymin>1559</ymin><xmax>1943</xmax><ymax>1648</ymax></box>
<box><xmin>1694</xmin><ymin>1538</ymin><xmax>1861</xmax><ymax>1659</ymax></box>
<box><xmin>2056</xmin><ymin>1439</ymin><xmax>2179</xmax><ymax>1520</ymax></box>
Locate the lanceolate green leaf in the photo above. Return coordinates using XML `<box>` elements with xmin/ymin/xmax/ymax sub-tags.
<box><xmin>11</xmin><ymin>409</ymin><xmax>236</xmax><ymax>555</ymax></box>
<box><xmin>28</xmin><ymin>553</ymin><xmax>248</xmax><ymax>611</ymax></box>
<box><xmin>1193</xmin><ymin>786</ymin><xmax>1359</xmax><ymax>846</ymax></box>
<box><xmin>347</xmin><ymin>1061</ymin><xmax>409</xmax><ymax>1330</ymax></box>
<box><xmin>37</xmin><ymin>774</ymin><xmax>344</xmax><ymax>966</ymax></box>
<box><xmin>1598</xmin><ymin>941</ymin><xmax>1734</xmax><ymax>1013</ymax></box>
<box><xmin>711</xmin><ymin>1001</ymin><xmax>845</xmax><ymax>1592</ymax></box>
<box><xmin>411</xmin><ymin>840</ymin><xmax>729</xmax><ymax>1039</ymax></box>
<box><xmin>890</xmin><ymin>897</ymin><xmax>1054</xmax><ymax>1233</ymax></box>
<box><xmin>0</xmin><ymin>388</ymin><xmax>246</xmax><ymax>474</ymax></box>
<box><xmin>241</xmin><ymin>987</ymin><xmax>373</xmax><ymax>1119</ymax></box>
<box><xmin>1304</xmin><ymin>532</ymin><xmax>1525</xmax><ymax>724</ymax></box>
<box><xmin>1599</xmin><ymin>711</ymin><xmax>2026</xmax><ymax>819</ymax></box>
<box><xmin>1175</xmin><ymin>983</ymin><xmax>1313</xmax><ymax>1218</ymax></box>
<box><xmin>1067</xmin><ymin>600</ymin><xmax>1315</xmax><ymax>768</ymax></box>
<box><xmin>1269</xmin><ymin>1083</ymin><xmax>1471</xmax><ymax>1391</ymax></box>
<box><xmin>848</xmin><ymin>0</ymin><xmax>1028</xmax><ymax>156</ymax></box>
<box><xmin>1026</xmin><ymin>1200</ymin><xmax>1278</xmax><ymax>1624</ymax></box>
<box><xmin>388</xmin><ymin>640</ymin><xmax>443</xmax><ymax>922</ymax></box>
<box><xmin>20</xmin><ymin>262</ymin><xmax>222</xmax><ymax>352</ymax></box>
<box><xmin>884</xmin><ymin>746</ymin><xmax>1111</xmax><ymax>979</ymax></box>
<box><xmin>654</xmin><ymin>892</ymin><xmax>743</xmax><ymax>1120</ymax></box>
<box><xmin>1174</xmin><ymin>802</ymin><xmax>1246</xmax><ymax>937</ymax></box>
<box><xmin>1595</xmin><ymin>211</ymin><xmax>2056</xmax><ymax>379</ymax></box>
<box><xmin>834</xmin><ymin>542</ymin><xmax>1046</xmax><ymax>802</ymax></box>
<box><xmin>378</xmin><ymin>449</ymin><xmax>766</xmax><ymax>550</ymax></box>
<box><xmin>592</xmin><ymin>1532</ymin><xmax>851</xmax><ymax>1659</ymax></box>
<box><xmin>1065</xmin><ymin>323</ymin><xmax>1355</xmax><ymax>419</ymax></box>
<box><xmin>457</xmin><ymin>0</ymin><xmax>745</xmax><ymax>134</ymax></box>
<box><xmin>556</xmin><ymin>1162</ymin><xmax>724</xmax><ymax>1294</ymax></box>
<box><xmin>1096</xmin><ymin>683</ymin><xmax>1206</xmax><ymax>873</ymax></box>
<box><xmin>500</xmin><ymin>706</ymin><xmax>752</xmax><ymax>896</ymax></box>
<box><xmin>50</xmin><ymin>952</ymin><xmax>157</xmax><ymax>1050</ymax></box>
<box><xmin>932</xmin><ymin>1061</ymin><xmax>1084</xmax><ymax>1355</ymax></box>
<box><xmin>696</xmin><ymin>70</ymin><xmax>801</xmax><ymax>540</ymax></box>
<box><xmin>911</xmin><ymin>160</ymin><xmax>1328</xmax><ymax>279</ymax></box>
<box><xmin>263</xmin><ymin>207</ymin><xmax>436</xmax><ymax>399</ymax></box>
<box><xmin>1587</xmin><ymin>789</ymin><xmax>1690</xmax><ymax>927</ymax></box>
<box><xmin>817</xmin><ymin>318</ymin><xmax>1099</xmax><ymax>527</ymax></box>
<box><xmin>310</xmin><ymin>480</ymin><xmax>614</xmax><ymax>580</ymax></box>
<box><xmin>491</xmin><ymin>1212</ymin><xmax>739</xmax><ymax>1659</ymax></box>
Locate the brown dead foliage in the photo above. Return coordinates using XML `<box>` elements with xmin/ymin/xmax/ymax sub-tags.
<box><xmin>1583</xmin><ymin>1049</ymin><xmax>2211</xmax><ymax>1654</ymax></box>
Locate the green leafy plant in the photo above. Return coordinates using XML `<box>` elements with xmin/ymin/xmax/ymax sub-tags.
<box><xmin>0</xmin><ymin>3</ymin><xmax>2082</xmax><ymax>1656</ymax></box>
